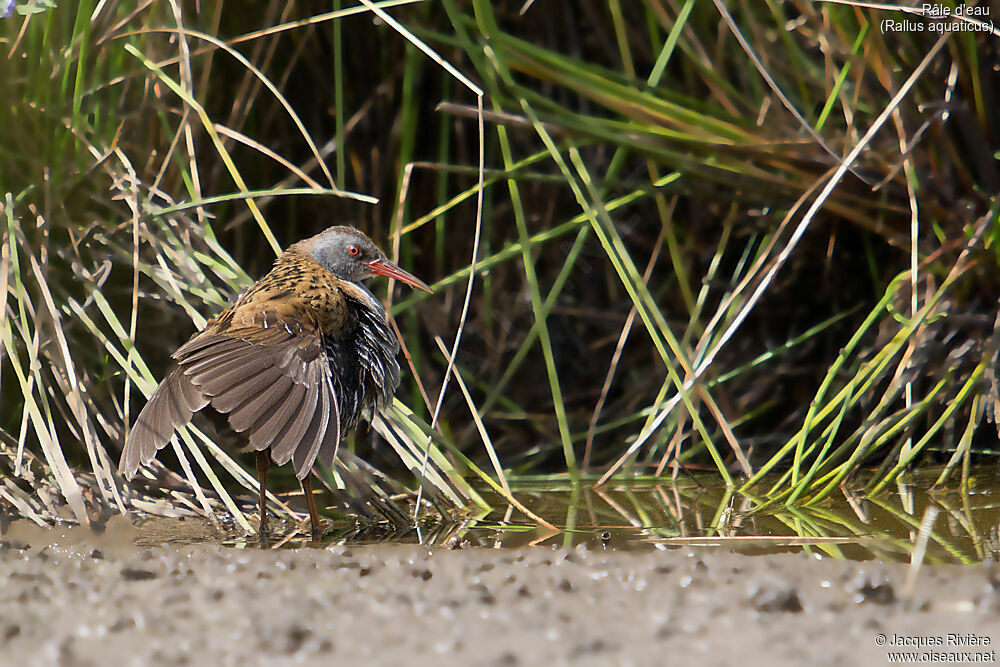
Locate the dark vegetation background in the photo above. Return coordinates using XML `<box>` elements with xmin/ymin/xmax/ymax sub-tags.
<box><xmin>1</xmin><ymin>0</ymin><xmax>998</xmax><ymax>526</ymax></box>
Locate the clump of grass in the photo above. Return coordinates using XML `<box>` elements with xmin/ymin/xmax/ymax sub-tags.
<box><xmin>0</xmin><ymin>1</ymin><xmax>486</xmax><ymax>532</ymax></box>
<box><xmin>409</xmin><ymin>1</ymin><xmax>997</xmax><ymax>500</ymax></box>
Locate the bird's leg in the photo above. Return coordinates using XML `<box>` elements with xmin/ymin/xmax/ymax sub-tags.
<box><xmin>301</xmin><ymin>472</ymin><xmax>323</xmax><ymax>543</ymax></box>
<box><xmin>256</xmin><ymin>450</ymin><xmax>270</xmax><ymax>546</ymax></box>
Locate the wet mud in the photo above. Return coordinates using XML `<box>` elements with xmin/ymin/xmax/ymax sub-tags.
<box><xmin>2</xmin><ymin>517</ymin><xmax>999</xmax><ymax>666</ymax></box>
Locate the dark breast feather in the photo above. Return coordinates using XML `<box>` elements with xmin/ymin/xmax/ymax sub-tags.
<box><xmin>323</xmin><ymin>286</ymin><xmax>401</xmax><ymax>442</ymax></box>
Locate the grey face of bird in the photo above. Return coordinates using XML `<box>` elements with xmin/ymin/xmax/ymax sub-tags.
<box><xmin>307</xmin><ymin>226</ymin><xmax>384</xmax><ymax>283</ymax></box>
<box><xmin>306</xmin><ymin>226</ymin><xmax>433</xmax><ymax>293</ymax></box>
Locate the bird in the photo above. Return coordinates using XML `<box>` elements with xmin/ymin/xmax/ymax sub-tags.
<box><xmin>119</xmin><ymin>225</ymin><xmax>432</xmax><ymax>542</ymax></box>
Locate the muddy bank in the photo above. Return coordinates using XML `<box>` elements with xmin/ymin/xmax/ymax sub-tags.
<box><xmin>1</xmin><ymin>518</ymin><xmax>998</xmax><ymax>666</ymax></box>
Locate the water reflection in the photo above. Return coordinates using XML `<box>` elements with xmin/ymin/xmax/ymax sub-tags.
<box><xmin>457</xmin><ymin>470</ymin><xmax>1000</xmax><ymax>563</ymax></box>
<box><xmin>119</xmin><ymin>466</ymin><xmax>1000</xmax><ymax>564</ymax></box>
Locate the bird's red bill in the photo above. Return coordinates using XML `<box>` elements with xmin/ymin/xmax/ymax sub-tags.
<box><xmin>368</xmin><ymin>259</ymin><xmax>433</xmax><ymax>293</ymax></box>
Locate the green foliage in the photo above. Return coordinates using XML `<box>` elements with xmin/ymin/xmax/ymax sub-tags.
<box><xmin>0</xmin><ymin>1</ymin><xmax>472</xmax><ymax>530</ymax></box>
<box><xmin>1</xmin><ymin>1</ymin><xmax>998</xmax><ymax>532</ymax></box>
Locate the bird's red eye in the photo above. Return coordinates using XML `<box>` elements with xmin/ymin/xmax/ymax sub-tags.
<box><xmin>348</xmin><ymin>245</ymin><xmax>359</xmax><ymax>256</ymax></box>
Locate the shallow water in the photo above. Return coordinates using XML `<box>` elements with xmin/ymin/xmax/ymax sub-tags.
<box><xmin>460</xmin><ymin>470</ymin><xmax>1000</xmax><ymax>564</ymax></box>
<box><xmin>108</xmin><ymin>465</ymin><xmax>1000</xmax><ymax>565</ymax></box>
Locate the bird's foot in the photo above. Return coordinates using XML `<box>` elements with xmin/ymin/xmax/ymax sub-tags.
<box><xmin>257</xmin><ymin>516</ymin><xmax>271</xmax><ymax>548</ymax></box>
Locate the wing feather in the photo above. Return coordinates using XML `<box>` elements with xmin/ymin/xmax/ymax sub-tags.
<box><xmin>254</xmin><ymin>382</ymin><xmax>307</xmax><ymax>458</ymax></box>
<box><xmin>175</xmin><ymin>335</ymin><xmax>245</xmax><ymax>365</ymax></box>
<box><xmin>191</xmin><ymin>358</ymin><xmax>274</xmax><ymax>399</ymax></box>
<box><xmin>316</xmin><ymin>380</ymin><xmax>342</xmax><ymax>470</ymax></box>
<box><xmin>181</xmin><ymin>344</ymin><xmax>255</xmax><ymax>375</ymax></box>
<box><xmin>119</xmin><ymin>369</ymin><xmax>209</xmax><ymax>479</ymax></box>
<box><xmin>121</xmin><ymin>299</ymin><xmax>338</xmax><ymax>478</ymax></box>
<box><xmin>209</xmin><ymin>365</ymin><xmax>284</xmax><ymax>414</ymax></box>
<box><xmin>272</xmin><ymin>378</ymin><xmax>318</xmax><ymax>466</ymax></box>
<box><xmin>228</xmin><ymin>376</ymin><xmax>294</xmax><ymax>435</ymax></box>
<box><xmin>291</xmin><ymin>367</ymin><xmax>331</xmax><ymax>478</ymax></box>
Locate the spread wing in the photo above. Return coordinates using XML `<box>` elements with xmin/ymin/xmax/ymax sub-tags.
<box><xmin>120</xmin><ymin>305</ymin><xmax>340</xmax><ymax>481</ymax></box>
<box><xmin>118</xmin><ymin>367</ymin><xmax>209</xmax><ymax>479</ymax></box>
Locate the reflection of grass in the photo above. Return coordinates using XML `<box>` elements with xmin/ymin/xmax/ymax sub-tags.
<box><xmin>459</xmin><ymin>470</ymin><xmax>999</xmax><ymax>563</ymax></box>
<box><xmin>2</xmin><ymin>3</ymin><xmax>999</xmax><ymax>534</ymax></box>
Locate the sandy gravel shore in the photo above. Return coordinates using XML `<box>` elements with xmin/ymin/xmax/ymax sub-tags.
<box><xmin>1</xmin><ymin>518</ymin><xmax>998</xmax><ymax>666</ymax></box>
